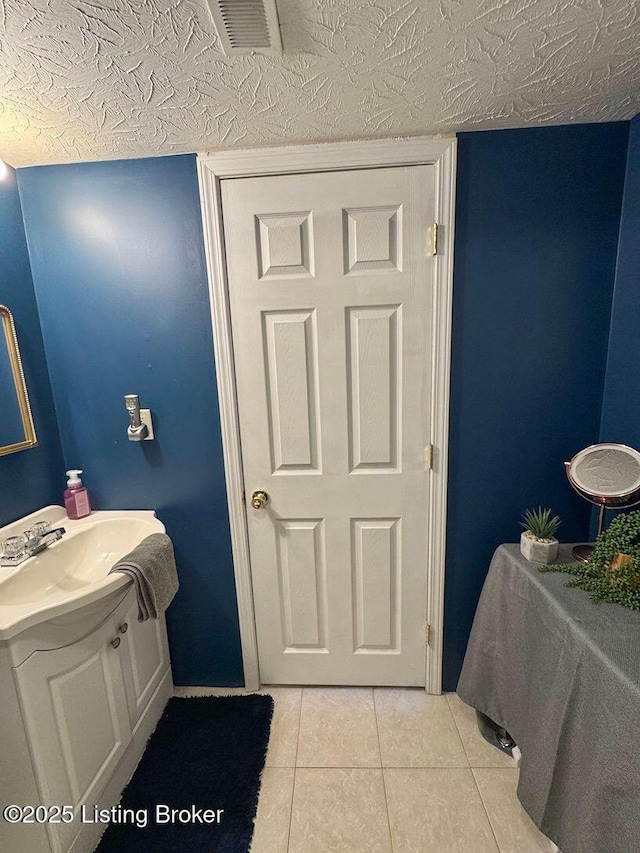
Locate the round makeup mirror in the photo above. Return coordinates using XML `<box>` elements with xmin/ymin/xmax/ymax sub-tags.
<box><xmin>565</xmin><ymin>443</ymin><xmax>640</xmax><ymax>562</ymax></box>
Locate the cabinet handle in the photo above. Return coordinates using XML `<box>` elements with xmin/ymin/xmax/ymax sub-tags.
<box><xmin>119</xmin><ymin>622</ymin><xmax>128</xmax><ymax>634</ymax></box>
<box><xmin>110</xmin><ymin>637</ymin><xmax>121</xmax><ymax>649</ymax></box>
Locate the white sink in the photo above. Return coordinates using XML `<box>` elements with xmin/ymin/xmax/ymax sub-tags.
<box><xmin>0</xmin><ymin>506</ymin><xmax>164</xmax><ymax>640</ymax></box>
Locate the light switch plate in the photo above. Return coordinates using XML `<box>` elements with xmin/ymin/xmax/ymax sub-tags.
<box><xmin>140</xmin><ymin>409</ymin><xmax>154</xmax><ymax>440</ymax></box>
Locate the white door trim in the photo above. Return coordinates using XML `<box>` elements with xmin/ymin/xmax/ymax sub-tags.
<box><xmin>197</xmin><ymin>136</ymin><xmax>457</xmax><ymax>693</ymax></box>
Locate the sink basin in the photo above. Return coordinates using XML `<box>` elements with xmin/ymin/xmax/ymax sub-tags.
<box><xmin>0</xmin><ymin>506</ymin><xmax>164</xmax><ymax>640</ymax></box>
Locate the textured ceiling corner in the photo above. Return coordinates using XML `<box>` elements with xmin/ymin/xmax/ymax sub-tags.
<box><xmin>0</xmin><ymin>0</ymin><xmax>639</xmax><ymax>167</ymax></box>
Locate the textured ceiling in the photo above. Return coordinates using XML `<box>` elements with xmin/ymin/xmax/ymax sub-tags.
<box><xmin>1</xmin><ymin>0</ymin><xmax>639</xmax><ymax>167</ymax></box>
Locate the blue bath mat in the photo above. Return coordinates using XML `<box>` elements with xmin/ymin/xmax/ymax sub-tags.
<box><xmin>94</xmin><ymin>694</ymin><xmax>273</xmax><ymax>852</ymax></box>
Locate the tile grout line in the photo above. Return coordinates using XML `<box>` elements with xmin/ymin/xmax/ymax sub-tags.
<box><xmin>290</xmin><ymin>764</ymin><xmax>388</xmax><ymax>769</ymax></box>
<box><xmin>446</xmin><ymin>694</ymin><xmax>520</xmax><ymax>769</ymax></box>
<box><xmin>372</xmin><ymin>689</ymin><xmax>395</xmax><ymax>853</ymax></box>
<box><xmin>473</xmin><ymin>767</ymin><xmax>558</xmax><ymax>853</ymax></box>
<box><xmin>447</xmin><ymin>694</ymin><xmax>507</xmax><ymax>852</ymax></box>
<box><xmin>285</xmin><ymin>686</ymin><xmax>304</xmax><ymax>853</ymax></box>
<box><xmin>470</xmin><ymin>767</ymin><xmax>503</xmax><ymax>853</ymax></box>
<box><xmin>445</xmin><ymin>693</ymin><xmax>473</xmax><ymax>768</ymax></box>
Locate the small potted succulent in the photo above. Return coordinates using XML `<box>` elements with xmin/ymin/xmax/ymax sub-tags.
<box><xmin>520</xmin><ymin>507</ymin><xmax>561</xmax><ymax>564</ymax></box>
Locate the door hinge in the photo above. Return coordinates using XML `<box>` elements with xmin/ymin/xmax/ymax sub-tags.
<box><xmin>425</xmin><ymin>624</ymin><xmax>432</xmax><ymax>645</ymax></box>
<box><xmin>429</xmin><ymin>223</ymin><xmax>440</xmax><ymax>256</ymax></box>
<box><xmin>424</xmin><ymin>443</ymin><xmax>434</xmax><ymax>471</ymax></box>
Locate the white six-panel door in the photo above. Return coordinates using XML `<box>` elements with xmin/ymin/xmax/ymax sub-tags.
<box><xmin>221</xmin><ymin>166</ymin><xmax>435</xmax><ymax>685</ymax></box>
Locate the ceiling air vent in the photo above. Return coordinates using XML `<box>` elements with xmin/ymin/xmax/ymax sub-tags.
<box><xmin>206</xmin><ymin>0</ymin><xmax>282</xmax><ymax>56</ymax></box>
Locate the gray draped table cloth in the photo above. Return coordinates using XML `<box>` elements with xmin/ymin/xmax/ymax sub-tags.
<box><xmin>457</xmin><ymin>543</ymin><xmax>640</xmax><ymax>853</ymax></box>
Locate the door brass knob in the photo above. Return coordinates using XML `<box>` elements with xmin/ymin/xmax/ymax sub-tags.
<box><xmin>251</xmin><ymin>490</ymin><xmax>269</xmax><ymax>510</ymax></box>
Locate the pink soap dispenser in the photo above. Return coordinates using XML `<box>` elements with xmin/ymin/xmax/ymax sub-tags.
<box><xmin>64</xmin><ymin>469</ymin><xmax>92</xmax><ymax>519</ymax></box>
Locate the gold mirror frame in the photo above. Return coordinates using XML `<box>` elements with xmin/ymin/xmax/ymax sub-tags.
<box><xmin>0</xmin><ymin>306</ymin><xmax>37</xmax><ymax>456</ymax></box>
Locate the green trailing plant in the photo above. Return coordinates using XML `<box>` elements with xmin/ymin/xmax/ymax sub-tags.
<box><xmin>520</xmin><ymin>507</ymin><xmax>561</xmax><ymax>541</ymax></box>
<box><xmin>540</xmin><ymin>510</ymin><xmax>640</xmax><ymax>611</ymax></box>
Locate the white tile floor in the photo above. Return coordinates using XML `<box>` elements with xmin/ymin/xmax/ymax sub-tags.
<box><xmin>174</xmin><ymin>686</ymin><xmax>558</xmax><ymax>853</ymax></box>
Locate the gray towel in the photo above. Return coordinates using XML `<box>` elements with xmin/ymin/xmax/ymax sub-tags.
<box><xmin>109</xmin><ymin>533</ymin><xmax>179</xmax><ymax>621</ymax></box>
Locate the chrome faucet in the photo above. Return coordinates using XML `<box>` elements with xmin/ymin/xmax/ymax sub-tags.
<box><xmin>24</xmin><ymin>527</ymin><xmax>66</xmax><ymax>557</ymax></box>
<box><xmin>0</xmin><ymin>524</ymin><xmax>66</xmax><ymax>567</ymax></box>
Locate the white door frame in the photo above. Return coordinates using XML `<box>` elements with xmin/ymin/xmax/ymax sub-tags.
<box><xmin>197</xmin><ymin>136</ymin><xmax>457</xmax><ymax>693</ymax></box>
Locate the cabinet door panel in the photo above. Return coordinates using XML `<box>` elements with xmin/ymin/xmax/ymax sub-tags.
<box><xmin>13</xmin><ymin>617</ymin><xmax>131</xmax><ymax>853</ymax></box>
<box><xmin>119</xmin><ymin>597</ymin><xmax>170</xmax><ymax>727</ymax></box>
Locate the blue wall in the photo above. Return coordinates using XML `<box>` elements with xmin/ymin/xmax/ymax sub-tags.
<box><xmin>444</xmin><ymin>123</ymin><xmax>629</xmax><ymax>689</ymax></box>
<box><xmin>0</xmin><ymin>166</ymin><xmax>64</xmax><ymax>526</ymax></box>
<box><xmin>600</xmin><ymin>114</ymin><xmax>640</xmax><ymax>446</ymax></box>
<box><xmin>13</xmin><ymin>124</ymin><xmax>631</xmax><ymax>689</ymax></box>
<box><xmin>17</xmin><ymin>155</ymin><xmax>243</xmax><ymax>686</ymax></box>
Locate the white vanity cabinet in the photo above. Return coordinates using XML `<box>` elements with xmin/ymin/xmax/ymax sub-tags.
<box><xmin>118</xmin><ymin>593</ymin><xmax>170</xmax><ymax>729</ymax></box>
<box><xmin>14</xmin><ymin>615</ymin><xmax>132</xmax><ymax>853</ymax></box>
<box><xmin>1</xmin><ymin>585</ymin><xmax>173</xmax><ymax>853</ymax></box>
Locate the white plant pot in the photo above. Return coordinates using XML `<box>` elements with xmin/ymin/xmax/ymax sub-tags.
<box><xmin>520</xmin><ymin>531</ymin><xmax>559</xmax><ymax>564</ymax></box>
